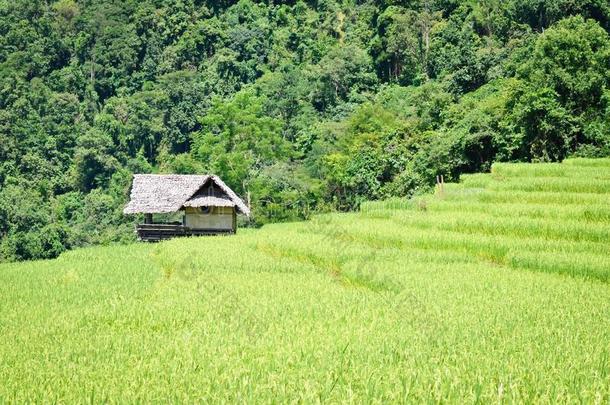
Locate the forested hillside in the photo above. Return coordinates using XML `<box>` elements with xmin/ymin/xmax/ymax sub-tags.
<box><xmin>1</xmin><ymin>0</ymin><xmax>609</xmax><ymax>261</ymax></box>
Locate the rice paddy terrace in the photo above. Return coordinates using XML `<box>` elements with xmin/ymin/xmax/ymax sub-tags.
<box><xmin>1</xmin><ymin>158</ymin><xmax>609</xmax><ymax>402</ymax></box>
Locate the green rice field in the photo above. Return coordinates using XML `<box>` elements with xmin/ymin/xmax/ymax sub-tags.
<box><xmin>1</xmin><ymin>158</ymin><xmax>610</xmax><ymax>402</ymax></box>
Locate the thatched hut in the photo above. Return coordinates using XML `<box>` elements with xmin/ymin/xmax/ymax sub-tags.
<box><xmin>123</xmin><ymin>174</ymin><xmax>250</xmax><ymax>241</ymax></box>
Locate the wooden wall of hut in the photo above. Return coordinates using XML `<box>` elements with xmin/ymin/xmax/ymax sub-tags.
<box><xmin>184</xmin><ymin>206</ymin><xmax>235</xmax><ymax>232</ymax></box>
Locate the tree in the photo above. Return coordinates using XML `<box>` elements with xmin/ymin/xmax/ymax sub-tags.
<box><xmin>504</xmin><ymin>16</ymin><xmax>610</xmax><ymax>160</ymax></box>
<box><xmin>312</xmin><ymin>44</ymin><xmax>378</xmax><ymax>110</ymax></box>
<box><xmin>192</xmin><ymin>88</ymin><xmax>291</xmax><ymax>195</ymax></box>
<box><xmin>374</xmin><ymin>5</ymin><xmax>442</xmax><ymax>85</ymax></box>
<box><xmin>71</xmin><ymin>129</ymin><xmax>120</xmax><ymax>192</ymax></box>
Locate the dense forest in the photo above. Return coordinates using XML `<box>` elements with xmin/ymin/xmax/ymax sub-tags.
<box><xmin>0</xmin><ymin>0</ymin><xmax>609</xmax><ymax>261</ymax></box>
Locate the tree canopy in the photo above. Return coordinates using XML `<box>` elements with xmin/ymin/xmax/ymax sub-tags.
<box><xmin>0</xmin><ymin>0</ymin><xmax>608</xmax><ymax>261</ymax></box>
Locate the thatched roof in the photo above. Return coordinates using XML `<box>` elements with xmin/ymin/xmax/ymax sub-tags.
<box><xmin>123</xmin><ymin>174</ymin><xmax>250</xmax><ymax>216</ymax></box>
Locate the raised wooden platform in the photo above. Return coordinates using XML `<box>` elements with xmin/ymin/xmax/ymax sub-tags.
<box><xmin>136</xmin><ymin>224</ymin><xmax>234</xmax><ymax>242</ymax></box>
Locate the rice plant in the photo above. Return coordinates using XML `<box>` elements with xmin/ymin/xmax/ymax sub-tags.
<box><xmin>1</xmin><ymin>158</ymin><xmax>610</xmax><ymax>402</ymax></box>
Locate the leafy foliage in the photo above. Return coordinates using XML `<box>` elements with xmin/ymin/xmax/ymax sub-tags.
<box><xmin>0</xmin><ymin>0</ymin><xmax>609</xmax><ymax>261</ymax></box>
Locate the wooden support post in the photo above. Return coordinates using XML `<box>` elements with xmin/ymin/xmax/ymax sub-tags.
<box><xmin>145</xmin><ymin>213</ymin><xmax>153</xmax><ymax>224</ymax></box>
<box><xmin>436</xmin><ymin>175</ymin><xmax>445</xmax><ymax>197</ymax></box>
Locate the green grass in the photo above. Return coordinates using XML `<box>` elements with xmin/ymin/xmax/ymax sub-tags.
<box><xmin>1</xmin><ymin>158</ymin><xmax>610</xmax><ymax>402</ymax></box>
